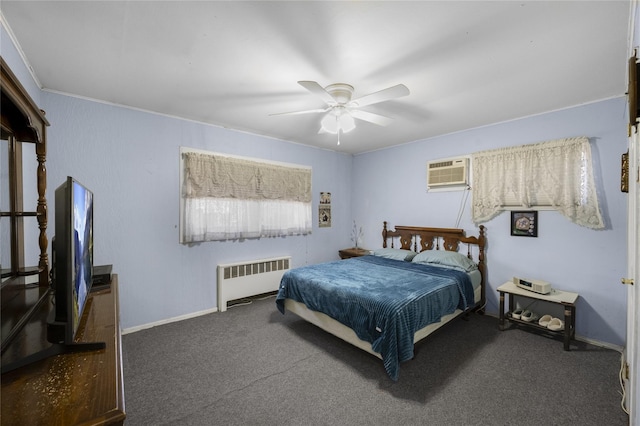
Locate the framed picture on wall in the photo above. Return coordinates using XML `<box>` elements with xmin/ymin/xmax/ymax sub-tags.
<box><xmin>319</xmin><ymin>191</ymin><xmax>331</xmax><ymax>228</ymax></box>
<box><xmin>510</xmin><ymin>211</ymin><xmax>538</xmax><ymax>237</ymax></box>
<box><xmin>320</xmin><ymin>192</ymin><xmax>331</xmax><ymax>205</ymax></box>
<box><xmin>319</xmin><ymin>206</ymin><xmax>331</xmax><ymax>228</ymax></box>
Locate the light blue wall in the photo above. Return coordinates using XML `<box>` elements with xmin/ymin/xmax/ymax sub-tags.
<box><xmin>0</xmin><ymin>25</ymin><xmax>41</xmax><ymax>104</ymax></box>
<box><xmin>40</xmin><ymin>93</ymin><xmax>353</xmax><ymax>329</ymax></box>
<box><xmin>353</xmin><ymin>98</ymin><xmax>629</xmax><ymax>346</ymax></box>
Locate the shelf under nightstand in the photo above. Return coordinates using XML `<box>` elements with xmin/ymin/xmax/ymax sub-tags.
<box><xmin>498</xmin><ymin>281</ymin><xmax>579</xmax><ymax>351</ymax></box>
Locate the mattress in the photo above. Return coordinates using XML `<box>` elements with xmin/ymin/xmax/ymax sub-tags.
<box><xmin>276</xmin><ymin>255</ymin><xmax>477</xmax><ymax>380</ymax></box>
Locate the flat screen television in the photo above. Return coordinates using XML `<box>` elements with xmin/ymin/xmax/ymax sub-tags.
<box><xmin>1</xmin><ymin>177</ymin><xmax>104</xmax><ymax>374</ymax></box>
<box><xmin>48</xmin><ymin>176</ymin><xmax>100</xmax><ymax>345</ymax></box>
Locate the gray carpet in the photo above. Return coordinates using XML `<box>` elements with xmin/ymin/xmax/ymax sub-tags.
<box><xmin>122</xmin><ymin>296</ymin><xmax>628</xmax><ymax>425</ymax></box>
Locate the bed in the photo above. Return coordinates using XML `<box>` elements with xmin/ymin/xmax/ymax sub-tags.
<box><xmin>275</xmin><ymin>222</ymin><xmax>487</xmax><ymax>381</ymax></box>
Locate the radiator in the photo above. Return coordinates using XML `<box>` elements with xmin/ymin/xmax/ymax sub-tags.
<box><xmin>217</xmin><ymin>256</ymin><xmax>291</xmax><ymax>312</ymax></box>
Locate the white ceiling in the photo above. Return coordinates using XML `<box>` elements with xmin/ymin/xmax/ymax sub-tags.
<box><xmin>0</xmin><ymin>1</ymin><xmax>631</xmax><ymax>154</ymax></box>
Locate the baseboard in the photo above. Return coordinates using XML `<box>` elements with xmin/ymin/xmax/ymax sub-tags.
<box><xmin>574</xmin><ymin>334</ymin><xmax>624</xmax><ymax>353</ymax></box>
<box><xmin>122</xmin><ymin>308</ymin><xmax>626</xmax><ymax>355</ymax></box>
<box><xmin>122</xmin><ymin>293</ymin><xmax>280</xmax><ymax>334</ymax></box>
<box><xmin>122</xmin><ymin>306</ymin><xmax>218</xmax><ymax>335</ymax></box>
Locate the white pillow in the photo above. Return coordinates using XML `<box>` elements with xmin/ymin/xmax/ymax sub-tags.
<box><xmin>411</xmin><ymin>250</ymin><xmax>477</xmax><ymax>272</ymax></box>
<box><xmin>372</xmin><ymin>248</ymin><xmax>417</xmax><ymax>262</ymax></box>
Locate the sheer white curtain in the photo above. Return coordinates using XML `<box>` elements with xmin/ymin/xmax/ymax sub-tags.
<box><xmin>471</xmin><ymin>137</ymin><xmax>604</xmax><ymax>229</ymax></box>
<box><xmin>181</xmin><ymin>151</ymin><xmax>312</xmax><ymax>243</ymax></box>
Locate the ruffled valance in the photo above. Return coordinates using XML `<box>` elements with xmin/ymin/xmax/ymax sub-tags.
<box><xmin>183</xmin><ymin>152</ymin><xmax>311</xmax><ymax>202</ymax></box>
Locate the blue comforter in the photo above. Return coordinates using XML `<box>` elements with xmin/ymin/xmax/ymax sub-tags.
<box><xmin>276</xmin><ymin>255</ymin><xmax>475</xmax><ymax>381</ymax></box>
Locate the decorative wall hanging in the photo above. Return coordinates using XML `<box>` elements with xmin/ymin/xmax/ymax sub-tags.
<box><xmin>319</xmin><ymin>192</ymin><xmax>331</xmax><ymax>227</ymax></box>
<box><xmin>621</xmin><ymin>151</ymin><xmax>629</xmax><ymax>193</ymax></box>
<box><xmin>511</xmin><ymin>211</ymin><xmax>538</xmax><ymax>237</ymax></box>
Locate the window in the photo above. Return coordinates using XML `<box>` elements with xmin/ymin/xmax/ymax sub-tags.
<box><xmin>180</xmin><ymin>149</ymin><xmax>312</xmax><ymax>243</ymax></box>
<box><xmin>471</xmin><ymin>137</ymin><xmax>604</xmax><ymax>229</ymax></box>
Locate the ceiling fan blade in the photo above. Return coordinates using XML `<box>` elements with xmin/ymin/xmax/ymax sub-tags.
<box><xmin>298</xmin><ymin>81</ymin><xmax>337</xmax><ymax>105</ymax></box>
<box><xmin>348</xmin><ymin>84</ymin><xmax>409</xmax><ymax>108</ymax></box>
<box><xmin>349</xmin><ymin>109</ymin><xmax>394</xmax><ymax>126</ymax></box>
<box><xmin>269</xmin><ymin>107</ymin><xmax>329</xmax><ymax>117</ymax></box>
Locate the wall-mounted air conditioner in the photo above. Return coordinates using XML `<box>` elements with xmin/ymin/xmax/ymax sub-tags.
<box><xmin>427</xmin><ymin>158</ymin><xmax>469</xmax><ymax>188</ymax></box>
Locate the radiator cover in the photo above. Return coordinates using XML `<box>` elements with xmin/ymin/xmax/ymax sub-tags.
<box><xmin>217</xmin><ymin>256</ymin><xmax>291</xmax><ymax>312</ymax></box>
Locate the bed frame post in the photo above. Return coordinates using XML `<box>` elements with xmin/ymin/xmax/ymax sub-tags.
<box><xmin>382</xmin><ymin>221</ymin><xmax>389</xmax><ymax>248</ymax></box>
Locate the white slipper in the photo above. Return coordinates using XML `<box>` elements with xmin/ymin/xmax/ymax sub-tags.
<box><xmin>512</xmin><ymin>308</ymin><xmax>523</xmax><ymax>319</ymax></box>
<box><xmin>538</xmin><ymin>314</ymin><xmax>553</xmax><ymax>327</ymax></box>
<box><xmin>547</xmin><ymin>318</ymin><xmax>565</xmax><ymax>331</ymax></box>
<box><xmin>521</xmin><ymin>310</ymin><xmax>539</xmax><ymax>323</ymax></box>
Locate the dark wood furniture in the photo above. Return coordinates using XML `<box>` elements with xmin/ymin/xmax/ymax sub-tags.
<box><xmin>382</xmin><ymin>221</ymin><xmax>487</xmax><ymax>310</ymax></box>
<box><xmin>1</xmin><ymin>57</ymin><xmax>124</xmax><ymax>425</ymax></box>
<box><xmin>1</xmin><ymin>56</ymin><xmax>50</xmax><ymax>354</ymax></box>
<box><xmin>1</xmin><ymin>56</ymin><xmax>50</xmax><ymax>284</ymax></box>
<box><xmin>338</xmin><ymin>247</ymin><xmax>370</xmax><ymax>259</ymax></box>
<box><xmin>498</xmin><ymin>280</ymin><xmax>578</xmax><ymax>351</ymax></box>
<box><xmin>1</xmin><ymin>276</ymin><xmax>125</xmax><ymax>426</ymax></box>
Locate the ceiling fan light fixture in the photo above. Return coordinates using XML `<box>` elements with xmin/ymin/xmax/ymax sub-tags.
<box><xmin>320</xmin><ymin>114</ymin><xmax>337</xmax><ymax>133</ymax></box>
<box><xmin>273</xmin><ymin>80</ymin><xmax>409</xmax><ymax>143</ymax></box>
<box><xmin>339</xmin><ymin>113</ymin><xmax>355</xmax><ymax>133</ymax></box>
<box><xmin>320</xmin><ymin>111</ymin><xmax>355</xmax><ymax>134</ymax></box>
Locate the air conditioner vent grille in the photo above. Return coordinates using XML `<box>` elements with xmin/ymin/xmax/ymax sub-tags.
<box><xmin>427</xmin><ymin>158</ymin><xmax>469</xmax><ymax>188</ymax></box>
<box><xmin>429</xmin><ymin>161</ymin><xmax>454</xmax><ymax>169</ymax></box>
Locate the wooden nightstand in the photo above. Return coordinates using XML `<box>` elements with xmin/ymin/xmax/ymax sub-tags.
<box><xmin>338</xmin><ymin>247</ymin><xmax>371</xmax><ymax>259</ymax></box>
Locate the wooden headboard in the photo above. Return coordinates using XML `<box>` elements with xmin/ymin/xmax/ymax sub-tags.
<box><xmin>382</xmin><ymin>222</ymin><xmax>487</xmax><ymax>311</ymax></box>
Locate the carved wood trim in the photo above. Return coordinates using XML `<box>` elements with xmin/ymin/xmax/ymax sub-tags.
<box><xmin>382</xmin><ymin>221</ymin><xmax>487</xmax><ymax>311</ymax></box>
<box><xmin>1</xmin><ymin>57</ymin><xmax>49</xmax><ymax>285</ymax></box>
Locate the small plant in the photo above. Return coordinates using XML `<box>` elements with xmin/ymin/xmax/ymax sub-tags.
<box><xmin>351</xmin><ymin>220</ymin><xmax>364</xmax><ymax>248</ymax></box>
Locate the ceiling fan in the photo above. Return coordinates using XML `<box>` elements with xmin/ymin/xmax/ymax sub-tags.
<box><xmin>271</xmin><ymin>81</ymin><xmax>410</xmax><ymax>144</ymax></box>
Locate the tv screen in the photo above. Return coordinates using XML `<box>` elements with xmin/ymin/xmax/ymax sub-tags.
<box><xmin>1</xmin><ymin>176</ymin><xmax>102</xmax><ymax>373</ymax></box>
<box><xmin>51</xmin><ymin>176</ymin><xmax>94</xmax><ymax>343</ymax></box>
